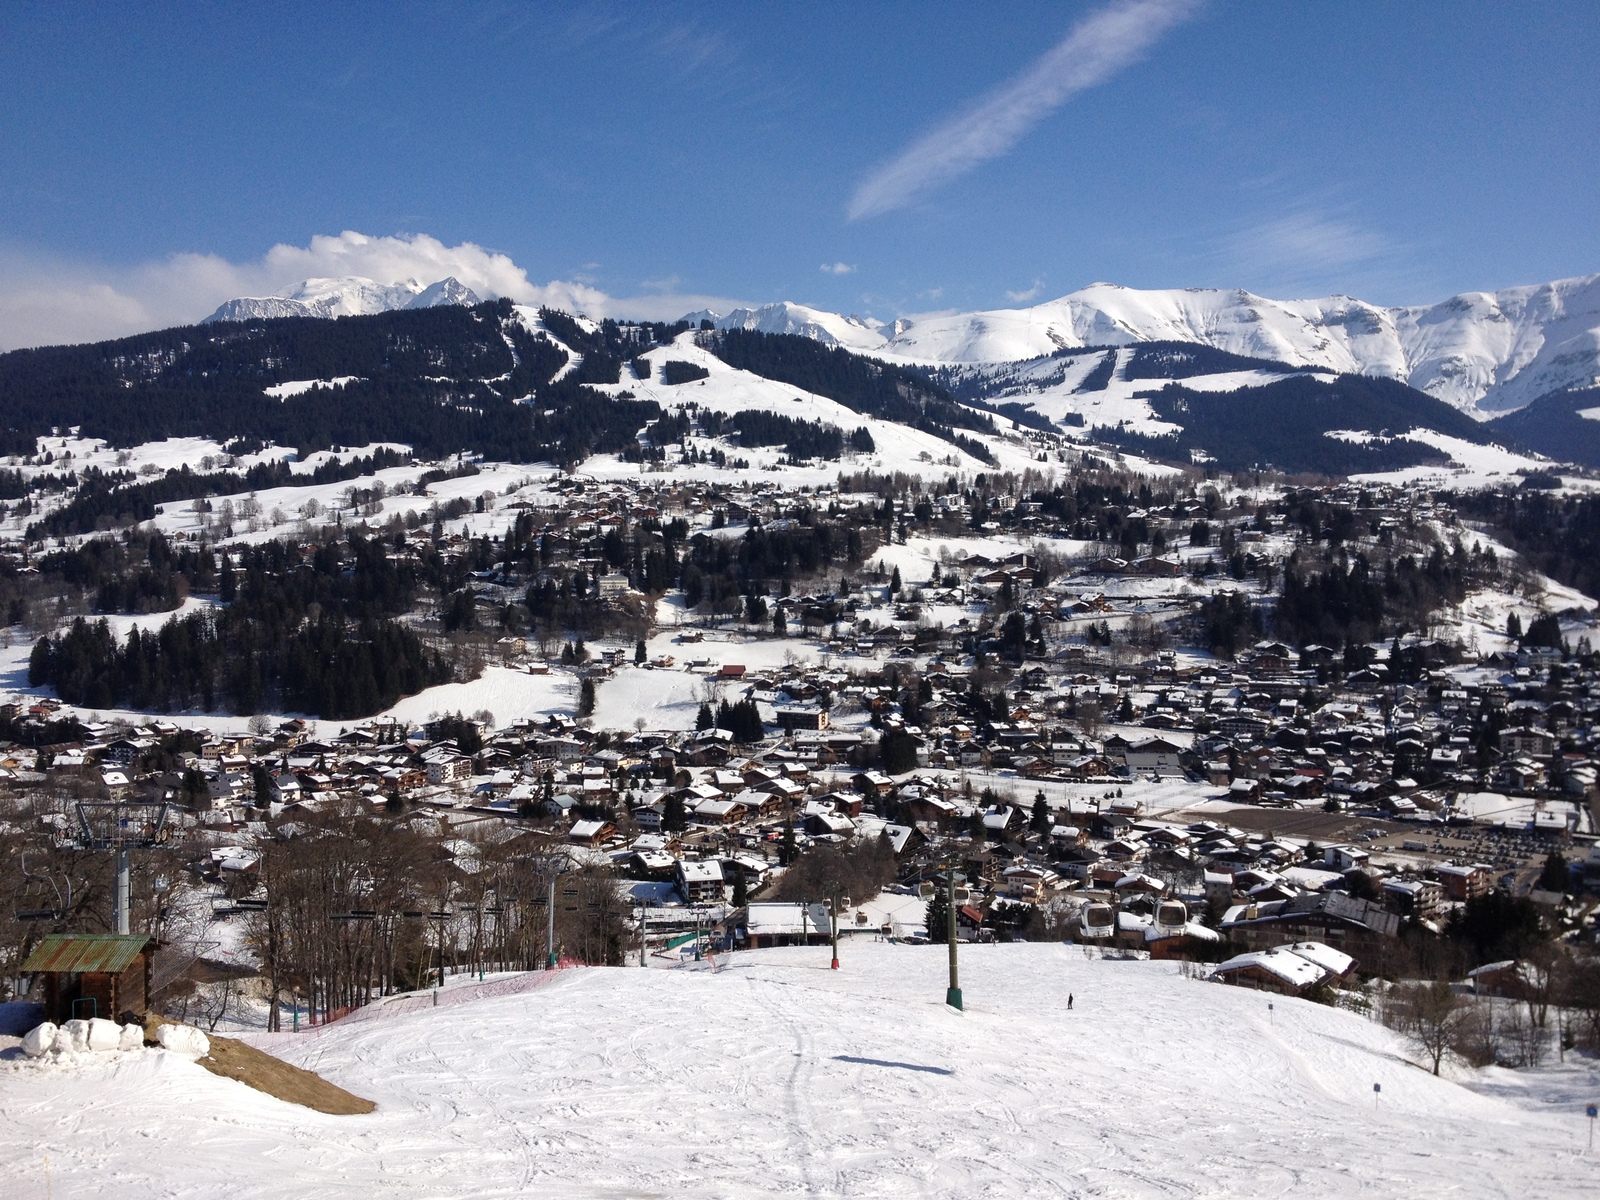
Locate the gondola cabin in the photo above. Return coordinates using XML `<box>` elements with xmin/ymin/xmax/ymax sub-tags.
<box><xmin>1080</xmin><ymin>903</ymin><xmax>1115</xmax><ymax>939</ymax></box>
<box><xmin>20</xmin><ymin>934</ymin><xmax>152</xmax><ymax>1024</ymax></box>
<box><xmin>1154</xmin><ymin>899</ymin><xmax>1189</xmax><ymax>938</ymax></box>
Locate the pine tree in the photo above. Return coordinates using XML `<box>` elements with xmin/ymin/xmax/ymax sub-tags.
<box><xmin>925</xmin><ymin>886</ymin><xmax>949</xmax><ymax>945</ymax></box>
<box><xmin>695</xmin><ymin>702</ymin><xmax>714</xmax><ymax>731</ymax></box>
<box><xmin>635</xmin><ymin>638</ymin><xmax>647</xmax><ymax>664</ymax></box>
<box><xmin>773</xmin><ymin>607</ymin><xmax>787</xmax><ymax>636</ymax></box>
<box><xmin>1506</xmin><ymin>611</ymin><xmax>1522</xmax><ymax>639</ymax></box>
<box><xmin>251</xmin><ymin>763</ymin><xmax>275</xmax><ymax>808</ymax></box>
<box><xmin>663</xmin><ymin>791</ymin><xmax>686</xmax><ymax>832</ymax></box>
<box><xmin>1538</xmin><ymin>850</ymin><xmax>1568</xmax><ymax>893</ymax></box>
<box><xmin>890</xmin><ymin>566</ymin><xmax>902</xmax><ymax>594</ymax></box>
<box><xmin>779</xmin><ymin>814</ymin><xmax>796</xmax><ymax>866</ymax></box>
<box><xmin>731</xmin><ymin>870</ymin><xmax>749</xmax><ymax>908</ymax></box>
<box><xmin>578</xmin><ymin>676</ymin><xmax>596</xmax><ymax>717</ymax></box>
<box><xmin>1030</xmin><ymin>790</ymin><xmax>1051</xmax><ymax>837</ymax></box>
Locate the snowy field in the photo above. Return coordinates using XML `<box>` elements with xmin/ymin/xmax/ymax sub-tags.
<box><xmin>3</xmin><ymin>943</ymin><xmax>1596</xmax><ymax>1199</ymax></box>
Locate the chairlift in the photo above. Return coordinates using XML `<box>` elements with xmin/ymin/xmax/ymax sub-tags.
<box><xmin>16</xmin><ymin>852</ymin><xmax>72</xmax><ymax>922</ymax></box>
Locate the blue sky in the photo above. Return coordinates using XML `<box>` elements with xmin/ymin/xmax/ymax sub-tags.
<box><xmin>1</xmin><ymin>1</ymin><xmax>1596</xmax><ymax>347</ymax></box>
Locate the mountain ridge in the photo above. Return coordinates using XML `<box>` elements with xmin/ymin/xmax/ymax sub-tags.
<box><xmin>199</xmin><ymin>272</ymin><xmax>1600</xmax><ymax>420</ymax></box>
<box><xmin>688</xmin><ymin>275</ymin><xmax>1600</xmax><ymax>420</ymax></box>
<box><xmin>205</xmin><ymin>275</ymin><xmax>481</xmax><ymax>323</ymax></box>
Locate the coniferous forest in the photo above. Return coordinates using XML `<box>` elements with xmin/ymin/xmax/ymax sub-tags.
<box><xmin>28</xmin><ymin>533</ymin><xmax>453</xmax><ymax>717</ymax></box>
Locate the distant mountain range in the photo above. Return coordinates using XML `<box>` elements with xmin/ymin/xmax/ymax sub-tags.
<box><xmin>205</xmin><ymin>275</ymin><xmax>480</xmax><ymax>322</ymax></box>
<box><xmin>687</xmin><ymin>275</ymin><xmax>1600</xmax><ymax>420</ymax></box>
<box><xmin>202</xmin><ymin>271</ymin><xmax>1600</xmax><ymax>420</ymax></box>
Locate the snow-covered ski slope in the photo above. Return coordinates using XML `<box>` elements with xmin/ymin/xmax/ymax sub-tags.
<box><xmin>695</xmin><ymin>275</ymin><xmax>1600</xmax><ymax>419</ymax></box>
<box><xmin>4</xmin><ymin>943</ymin><xmax>1592</xmax><ymax>1198</ymax></box>
<box><xmin>960</xmin><ymin>346</ymin><xmax>1299</xmax><ymax>437</ymax></box>
<box><xmin>590</xmin><ymin>333</ymin><xmax>1039</xmax><ymax>476</ymax></box>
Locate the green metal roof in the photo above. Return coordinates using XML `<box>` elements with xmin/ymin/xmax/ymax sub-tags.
<box><xmin>20</xmin><ymin>933</ymin><xmax>150</xmax><ymax>974</ymax></box>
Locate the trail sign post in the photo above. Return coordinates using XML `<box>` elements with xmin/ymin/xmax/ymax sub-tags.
<box><xmin>945</xmin><ymin>858</ymin><xmax>962</xmax><ymax>1011</ymax></box>
<box><xmin>1588</xmin><ymin>1103</ymin><xmax>1597</xmax><ymax>1152</ymax></box>
<box><xmin>830</xmin><ymin>886</ymin><xmax>841</xmax><ymax>970</ymax></box>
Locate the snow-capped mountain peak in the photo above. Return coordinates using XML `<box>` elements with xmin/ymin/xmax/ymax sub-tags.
<box><xmin>683</xmin><ymin>273</ymin><xmax>1600</xmax><ymax>417</ymax></box>
<box><xmin>690</xmin><ymin>301</ymin><xmax>894</xmax><ymax>355</ymax></box>
<box><xmin>204</xmin><ymin>275</ymin><xmax>481</xmax><ymax>323</ymax></box>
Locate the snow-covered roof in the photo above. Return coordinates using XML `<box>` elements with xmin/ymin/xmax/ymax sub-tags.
<box><xmin>677</xmin><ymin>860</ymin><xmax>724</xmax><ymax>883</ymax></box>
<box><xmin>1213</xmin><ymin>947</ymin><xmax>1327</xmax><ymax>989</ymax></box>
<box><xmin>1278</xmin><ymin>941</ymin><xmax>1354</xmax><ymax>977</ymax></box>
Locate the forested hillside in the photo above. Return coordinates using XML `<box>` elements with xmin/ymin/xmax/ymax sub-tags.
<box><xmin>705</xmin><ymin>329</ymin><xmax>997</xmax><ymax>462</ymax></box>
<box><xmin>27</xmin><ymin>533</ymin><xmax>455</xmax><ymax>717</ymax></box>
<box><xmin>0</xmin><ymin>300</ymin><xmax>660</xmax><ymax>466</ymax></box>
<box><xmin>1105</xmin><ymin>374</ymin><xmax>1506</xmax><ymax>474</ymax></box>
<box><xmin>1487</xmin><ymin>386</ymin><xmax>1600</xmax><ymax>469</ymax></box>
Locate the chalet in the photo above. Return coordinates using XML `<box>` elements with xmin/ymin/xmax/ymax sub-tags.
<box><xmin>981</xmin><ymin>806</ymin><xmax>1021</xmax><ymax>838</ymax></box>
<box><xmin>1498</xmin><ymin>727</ymin><xmax>1556</xmax><ymax>760</ymax></box>
<box><xmin>676</xmin><ymin>859</ymin><xmax>726</xmax><ymax>904</ymax></box>
<box><xmin>775</xmin><ymin>706</ymin><xmax>829</xmax><ymax>731</ymax></box>
<box><xmin>425</xmin><ymin>755</ymin><xmax>474</xmax><ymax>786</ymax></box>
<box><xmin>852</xmin><ymin>771</ymin><xmax>893</xmax><ymax>798</ymax></box>
<box><xmin>743</xmin><ymin>902</ymin><xmax>830</xmax><ymax>947</ymax></box>
<box><xmin>1211</xmin><ymin>942</ymin><xmax>1346</xmax><ymax>995</ymax></box>
<box><xmin>22</xmin><ymin>934</ymin><xmax>152</xmax><ymax>1024</ymax></box>
<box><xmin>692</xmin><ymin>797</ymin><xmax>749</xmax><ymax>825</ymax></box>
<box><xmin>1381</xmin><ymin>877</ymin><xmax>1443</xmax><ymax>919</ymax></box>
<box><xmin>1220</xmin><ymin>891</ymin><xmax>1399</xmax><ymax>959</ymax></box>
<box><xmin>568</xmin><ymin>818</ymin><xmax>616</xmax><ymax>846</ymax></box>
<box><xmin>1433</xmin><ymin>862</ymin><xmax>1494</xmax><ymax>902</ymax></box>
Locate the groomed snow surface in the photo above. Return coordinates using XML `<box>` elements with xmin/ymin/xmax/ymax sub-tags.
<box><xmin>3</xmin><ymin>943</ymin><xmax>1594</xmax><ymax>1198</ymax></box>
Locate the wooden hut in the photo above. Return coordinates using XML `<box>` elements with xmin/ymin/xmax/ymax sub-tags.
<box><xmin>21</xmin><ymin>933</ymin><xmax>152</xmax><ymax>1024</ymax></box>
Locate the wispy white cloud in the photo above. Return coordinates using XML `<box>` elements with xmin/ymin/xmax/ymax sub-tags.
<box><xmin>820</xmin><ymin>262</ymin><xmax>856</xmax><ymax>275</ymax></box>
<box><xmin>1005</xmin><ymin>279</ymin><xmax>1045</xmax><ymax>303</ymax></box>
<box><xmin>0</xmin><ymin>231</ymin><xmax>749</xmax><ymax>351</ymax></box>
<box><xmin>1209</xmin><ymin>209</ymin><xmax>1408</xmax><ymax>297</ymax></box>
<box><xmin>848</xmin><ymin>0</ymin><xmax>1199</xmax><ymax>220</ymax></box>
<box><xmin>1226</xmin><ymin>211</ymin><xmax>1391</xmax><ymax>276</ymax></box>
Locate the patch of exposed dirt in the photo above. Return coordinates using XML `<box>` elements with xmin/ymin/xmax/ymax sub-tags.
<box><xmin>145</xmin><ymin>1015</ymin><xmax>375</xmax><ymax>1115</ymax></box>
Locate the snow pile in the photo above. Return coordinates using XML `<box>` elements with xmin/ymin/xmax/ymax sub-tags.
<box><xmin>2</xmin><ymin>944</ymin><xmax>1593</xmax><ymax>1197</ymax></box>
<box><xmin>155</xmin><ymin>1023</ymin><xmax>210</xmax><ymax>1058</ymax></box>
<box><xmin>20</xmin><ymin>1021</ymin><xmax>57</xmax><ymax>1057</ymax></box>
<box><xmin>19</xmin><ymin>1017</ymin><xmax>153</xmax><ymax>1059</ymax></box>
